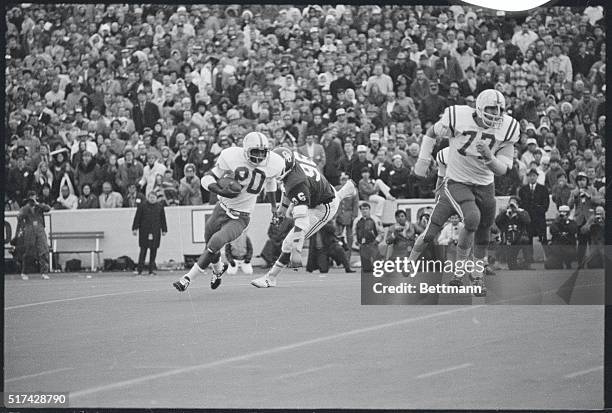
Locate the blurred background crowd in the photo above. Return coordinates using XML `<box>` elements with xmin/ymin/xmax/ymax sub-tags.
<box><xmin>4</xmin><ymin>4</ymin><xmax>607</xmax><ymax>270</ymax></box>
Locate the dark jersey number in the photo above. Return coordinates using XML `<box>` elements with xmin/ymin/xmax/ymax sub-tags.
<box><xmin>457</xmin><ymin>131</ymin><xmax>496</xmax><ymax>156</ymax></box>
<box><xmin>234</xmin><ymin>167</ymin><xmax>266</xmax><ymax>194</ymax></box>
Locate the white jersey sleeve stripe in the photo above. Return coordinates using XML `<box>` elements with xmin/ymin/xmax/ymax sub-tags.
<box><xmin>504</xmin><ymin>118</ymin><xmax>517</xmax><ymax>142</ymax></box>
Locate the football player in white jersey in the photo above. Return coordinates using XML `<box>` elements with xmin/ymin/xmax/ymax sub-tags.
<box><xmin>173</xmin><ymin>132</ymin><xmax>285</xmax><ymax>291</ymax></box>
<box><xmin>414</xmin><ymin>89</ymin><xmax>520</xmax><ymax>295</ymax></box>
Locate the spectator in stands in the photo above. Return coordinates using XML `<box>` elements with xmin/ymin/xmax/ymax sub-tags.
<box><xmin>75</xmin><ymin>150</ymin><xmax>101</xmax><ymax>195</ymax></box>
<box><xmin>178</xmin><ymin>163</ymin><xmax>203</xmax><ymax>206</ymax></box>
<box><xmin>77</xmin><ymin>183</ymin><xmax>99</xmax><ymax>209</ymax></box>
<box><xmin>298</xmin><ymin>133</ymin><xmax>326</xmax><ymax>173</ymax></box>
<box><xmin>98</xmin><ymin>181</ymin><xmax>124</xmax><ymax>209</ymax></box>
<box><xmin>139</xmin><ymin>152</ymin><xmax>167</xmax><ymax>196</ymax></box>
<box><xmin>8</xmin><ymin>156</ymin><xmax>33</xmax><ymax>206</ymax></box>
<box><xmin>320</xmin><ymin>127</ymin><xmax>344</xmax><ymax>186</ymax></box>
<box><xmin>358</xmin><ymin>167</ymin><xmax>394</xmax><ymax>218</ymax></box>
<box><xmin>387</xmin><ymin>154</ymin><xmax>411</xmax><ymax>198</ymax></box>
<box><xmin>518</xmin><ymin>168</ymin><xmax>550</xmax><ymax>265</ymax></box>
<box><xmin>54</xmin><ymin>184</ymin><xmax>78</xmax><ymax>210</ymax></box>
<box><xmin>132</xmin><ymin>191</ymin><xmax>167</xmax><ymax>275</ymax></box>
<box><xmin>551</xmin><ymin>173</ymin><xmax>573</xmax><ymax>209</ymax></box>
<box><xmin>418</xmin><ymin>82</ymin><xmax>447</xmax><ymax>127</ymax></box>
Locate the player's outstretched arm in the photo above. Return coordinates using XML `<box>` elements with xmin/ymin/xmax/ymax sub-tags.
<box><xmin>200</xmin><ymin>167</ymin><xmax>241</xmax><ymax>198</ymax></box>
<box><xmin>414</xmin><ymin>126</ymin><xmax>439</xmax><ymax>177</ymax></box>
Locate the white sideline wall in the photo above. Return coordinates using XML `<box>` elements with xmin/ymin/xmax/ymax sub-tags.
<box><xmin>4</xmin><ymin>197</ymin><xmax>560</xmax><ymax>267</ymax></box>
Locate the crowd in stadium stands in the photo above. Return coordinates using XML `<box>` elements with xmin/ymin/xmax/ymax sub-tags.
<box><xmin>5</xmin><ymin>4</ymin><xmax>606</xmax><ymax>251</ymax></box>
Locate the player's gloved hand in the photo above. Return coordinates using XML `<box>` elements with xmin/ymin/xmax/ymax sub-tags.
<box><xmin>414</xmin><ymin>157</ymin><xmax>430</xmax><ymax>177</ymax></box>
<box><xmin>475</xmin><ymin>140</ymin><xmax>493</xmax><ymax>161</ymax></box>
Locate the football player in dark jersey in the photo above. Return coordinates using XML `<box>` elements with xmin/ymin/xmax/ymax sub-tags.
<box><xmin>251</xmin><ymin>147</ymin><xmax>357</xmax><ymax>288</ymax></box>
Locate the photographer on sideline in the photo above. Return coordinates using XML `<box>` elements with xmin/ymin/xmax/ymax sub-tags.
<box><xmin>580</xmin><ymin>205</ymin><xmax>605</xmax><ymax>269</ymax></box>
<box><xmin>495</xmin><ymin>196</ymin><xmax>531</xmax><ymax>270</ymax></box>
<box><xmin>569</xmin><ymin>171</ymin><xmax>603</xmax><ymax>268</ymax></box>
<box><xmin>385</xmin><ymin>209</ymin><xmax>418</xmax><ymax>259</ymax></box>
<box><xmin>546</xmin><ymin>205</ymin><xmax>578</xmax><ymax>269</ymax></box>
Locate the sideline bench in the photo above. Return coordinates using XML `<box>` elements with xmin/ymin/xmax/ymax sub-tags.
<box><xmin>49</xmin><ymin>231</ymin><xmax>104</xmax><ymax>272</ymax></box>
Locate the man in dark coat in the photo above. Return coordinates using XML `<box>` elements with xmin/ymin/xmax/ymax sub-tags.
<box><xmin>132</xmin><ymin>192</ymin><xmax>168</xmax><ymax>275</ymax></box>
<box><xmin>132</xmin><ymin>90</ymin><xmax>161</xmax><ymax>134</ymax></box>
<box><xmin>320</xmin><ymin>128</ymin><xmax>344</xmax><ymax>186</ymax></box>
<box><xmin>8</xmin><ymin>156</ymin><xmax>34</xmax><ymax>206</ymax></box>
<box><xmin>518</xmin><ymin>168</ymin><xmax>550</xmax><ymax>265</ymax></box>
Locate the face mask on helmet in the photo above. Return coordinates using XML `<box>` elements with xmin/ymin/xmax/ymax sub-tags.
<box><xmin>248</xmin><ymin>147</ymin><xmax>269</xmax><ymax>165</ymax></box>
<box><xmin>479</xmin><ymin>105</ymin><xmax>504</xmax><ymax>129</ymax></box>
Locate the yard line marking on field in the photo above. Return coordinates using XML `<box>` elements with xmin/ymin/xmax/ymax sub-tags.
<box><xmin>275</xmin><ymin>363</ymin><xmax>338</xmax><ymax>380</ymax></box>
<box><xmin>70</xmin><ymin>305</ymin><xmax>482</xmax><ymax>400</ymax></box>
<box><xmin>563</xmin><ymin>366</ymin><xmax>603</xmax><ymax>379</ymax></box>
<box><xmin>4</xmin><ymin>288</ymin><xmax>167</xmax><ymax>310</ymax></box>
<box><xmin>416</xmin><ymin>363</ymin><xmax>473</xmax><ymax>379</ymax></box>
<box><xmin>4</xmin><ymin>280</ymin><xmax>315</xmax><ymax>311</ymax></box>
<box><xmin>5</xmin><ymin>367</ymin><xmax>74</xmax><ymax>383</ymax></box>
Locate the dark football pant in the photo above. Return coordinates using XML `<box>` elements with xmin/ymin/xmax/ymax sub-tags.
<box><xmin>205</xmin><ymin>203</ymin><xmax>250</xmax><ymax>254</ymax></box>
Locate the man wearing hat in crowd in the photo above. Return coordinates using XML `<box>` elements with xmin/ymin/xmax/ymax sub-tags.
<box><xmin>518</xmin><ymin>167</ymin><xmax>550</xmax><ymax>267</ymax></box>
<box><xmin>520</xmin><ymin>137</ymin><xmax>540</xmax><ymax>166</ymax></box>
<box><xmin>352</xmin><ymin>202</ymin><xmax>384</xmax><ymax>274</ymax></box>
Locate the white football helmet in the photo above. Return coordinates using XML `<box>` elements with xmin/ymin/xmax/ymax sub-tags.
<box><xmin>243</xmin><ymin>131</ymin><xmax>270</xmax><ymax>166</ymax></box>
<box><xmin>476</xmin><ymin>89</ymin><xmax>505</xmax><ymax>129</ymax></box>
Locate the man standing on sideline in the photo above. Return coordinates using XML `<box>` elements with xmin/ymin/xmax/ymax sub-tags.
<box><xmin>518</xmin><ymin>168</ymin><xmax>550</xmax><ymax>266</ymax></box>
<box><xmin>132</xmin><ymin>191</ymin><xmax>167</xmax><ymax>275</ymax></box>
<box><xmin>353</xmin><ymin>203</ymin><xmax>383</xmax><ymax>273</ymax></box>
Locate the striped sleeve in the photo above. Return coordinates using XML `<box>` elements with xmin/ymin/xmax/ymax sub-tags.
<box><xmin>503</xmin><ymin>117</ymin><xmax>519</xmax><ymax>143</ymax></box>
<box><xmin>436</xmin><ymin>148</ymin><xmax>447</xmax><ymax>167</ymax></box>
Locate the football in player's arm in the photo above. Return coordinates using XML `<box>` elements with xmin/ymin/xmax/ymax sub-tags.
<box><xmin>200</xmin><ymin>151</ymin><xmax>279</xmax><ymax>215</ymax></box>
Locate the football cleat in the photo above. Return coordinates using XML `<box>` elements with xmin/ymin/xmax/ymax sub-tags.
<box><xmin>210</xmin><ymin>263</ymin><xmax>228</xmax><ymax>290</ymax></box>
<box><xmin>250</xmin><ymin>274</ymin><xmax>277</xmax><ymax>288</ymax></box>
<box><xmin>41</xmin><ymin>274</ymin><xmax>50</xmax><ymax>280</ymax></box>
<box><xmin>21</xmin><ymin>274</ymin><xmax>29</xmax><ymax>280</ymax></box>
<box><xmin>173</xmin><ymin>276</ymin><xmax>190</xmax><ymax>292</ymax></box>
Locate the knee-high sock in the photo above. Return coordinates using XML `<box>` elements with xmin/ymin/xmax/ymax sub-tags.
<box><xmin>269</xmin><ymin>252</ymin><xmax>290</xmax><ymax>278</ymax></box>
